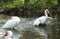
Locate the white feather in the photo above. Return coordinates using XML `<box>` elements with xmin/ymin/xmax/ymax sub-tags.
<box><xmin>1</xmin><ymin>16</ymin><xmax>21</xmax><ymax>29</ymax></box>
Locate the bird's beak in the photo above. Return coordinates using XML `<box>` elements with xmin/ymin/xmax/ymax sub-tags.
<box><xmin>48</xmin><ymin>12</ymin><xmax>52</xmax><ymax>17</ymax></box>
<box><xmin>45</xmin><ymin>9</ymin><xmax>52</xmax><ymax>17</ymax></box>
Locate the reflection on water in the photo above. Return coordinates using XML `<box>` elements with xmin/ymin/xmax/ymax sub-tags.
<box><xmin>19</xmin><ymin>26</ymin><xmax>47</xmax><ymax>39</ymax></box>
<box><xmin>48</xmin><ymin>21</ymin><xmax>60</xmax><ymax>39</ymax></box>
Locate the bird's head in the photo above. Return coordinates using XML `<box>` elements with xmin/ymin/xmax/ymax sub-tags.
<box><xmin>3</xmin><ymin>31</ymin><xmax>13</xmax><ymax>37</ymax></box>
<box><xmin>8</xmin><ymin>16</ymin><xmax>17</xmax><ymax>19</ymax></box>
<box><xmin>8</xmin><ymin>16</ymin><xmax>13</xmax><ymax>19</ymax></box>
<box><xmin>45</xmin><ymin>9</ymin><xmax>52</xmax><ymax>17</ymax></box>
<box><xmin>8</xmin><ymin>16</ymin><xmax>20</xmax><ymax>21</ymax></box>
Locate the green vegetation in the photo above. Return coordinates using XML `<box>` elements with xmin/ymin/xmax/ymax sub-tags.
<box><xmin>0</xmin><ymin>0</ymin><xmax>60</xmax><ymax>18</ymax></box>
<box><xmin>0</xmin><ymin>0</ymin><xmax>60</xmax><ymax>19</ymax></box>
<box><xmin>0</xmin><ymin>0</ymin><xmax>24</xmax><ymax>8</ymax></box>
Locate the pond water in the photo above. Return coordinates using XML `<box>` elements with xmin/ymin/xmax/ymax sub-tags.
<box><xmin>0</xmin><ymin>18</ymin><xmax>59</xmax><ymax>39</ymax></box>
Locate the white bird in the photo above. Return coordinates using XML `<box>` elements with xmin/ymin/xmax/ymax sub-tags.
<box><xmin>3</xmin><ymin>31</ymin><xmax>13</xmax><ymax>39</ymax></box>
<box><xmin>1</xmin><ymin>16</ymin><xmax>21</xmax><ymax>29</ymax></box>
<box><xmin>33</xmin><ymin>9</ymin><xmax>53</xmax><ymax>26</ymax></box>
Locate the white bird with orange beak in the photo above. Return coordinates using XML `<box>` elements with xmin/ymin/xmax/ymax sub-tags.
<box><xmin>33</xmin><ymin>9</ymin><xmax>53</xmax><ymax>27</ymax></box>
<box><xmin>1</xmin><ymin>16</ymin><xmax>21</xmax><ymax>29</ymax></box>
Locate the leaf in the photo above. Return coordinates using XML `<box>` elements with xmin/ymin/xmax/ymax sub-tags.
<box><xmin>51</xmin><ymin>0</ymin><xmax>58</xmax><ymax>5</ymax></box>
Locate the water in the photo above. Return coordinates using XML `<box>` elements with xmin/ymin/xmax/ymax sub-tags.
<box><xmin>0</xmin><ymin>18</ymin><xmax>56</xmax><ymax>39</ymax></box>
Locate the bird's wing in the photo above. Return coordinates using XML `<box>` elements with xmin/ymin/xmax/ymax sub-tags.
<box><xmin>33</xmin><ymin>18</ymin><xmax>41</xmax><ymax>26</ymax></box>
<box><xmin>33</xmin><ymin>16</ymin><xmax>48</xmax><ymax>26</ymax></box>
<box><xmin>38</xmin><ymin>16</ymin><xmax>48</xmax><ymax>24</ymax></box>
<box><xmin>1</xmin><ymin>20</ymin><xmax>16</xmax><ymax>28</ymax></box>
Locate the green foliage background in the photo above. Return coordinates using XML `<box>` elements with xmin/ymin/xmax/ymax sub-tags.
<box><xmin>0</xmin><ymin>0</ymin><xmax>59</xmax><ymax>18</ymax></box>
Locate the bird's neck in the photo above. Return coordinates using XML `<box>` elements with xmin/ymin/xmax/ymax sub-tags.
<box><xmin>45</xmin><ymin>12</ymin><xmax>48</xmax><ymax>17</ymax></box>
